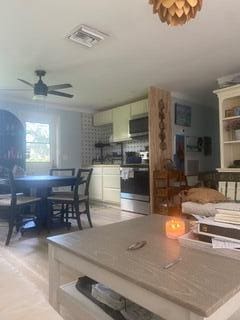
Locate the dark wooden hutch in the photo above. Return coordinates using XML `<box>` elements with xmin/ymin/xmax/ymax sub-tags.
<box><xmin>0</xmin><ymin>110</ymin><xmax>26</xmax><ymax>172</ymax></box>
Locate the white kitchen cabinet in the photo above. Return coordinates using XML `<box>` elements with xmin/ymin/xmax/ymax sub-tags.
<box><xmin>103</xmin><ymin>168</ymin><xmax>120</xmax><ymax>203</ymax></box>
<box><xmin>93</xmin><ymin>109</ymin><xmax>113</xmax><ymax>126</ymax></box>
<box><xmin>102</xmin><ymin>166</ymin><xmax>120</xmax><ymax>176</ymax></box>
<box><xmin>103</xmin><ymin>188</ymin><xmax>120</xmax><ymax>203</ymax></box>
<box><xmin>89</xmin><ymin>165</ymin><xmax>120</xmax><ymax>204</ymax></box>
<box><xmin>112</xmin><ymin>104</ymin><xmax>131</xmax><ymax>142</ymax></box>
<box><xmin>131</xmin><ymin>99</ymin><xmax>148</xmax><ymax>117</ymax></box>
<box><xmin>89</xmin><ymin>167</ymin><xmax>103</xmax><ymax>201</ymax></box>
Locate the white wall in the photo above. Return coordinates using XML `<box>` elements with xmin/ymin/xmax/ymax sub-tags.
<box><xmin>171</xmin><ymin>93</ymin><xmax>220</xmax><ymax>175</ymax></box>
<box><xmin>0</xmin><ymin>98</ymin><xmax>84</xmax><ymax>174</ymax></box>
<box><xmin>0</xmin><ymin>93</ymin><xmax>220</xmax><ymax>177</ymax></box>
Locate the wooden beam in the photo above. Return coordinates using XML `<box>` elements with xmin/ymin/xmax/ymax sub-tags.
<box><xmin>148</xmin><ymin>87</ymin><xmax>172</xmax><ymax>214</ymax></box>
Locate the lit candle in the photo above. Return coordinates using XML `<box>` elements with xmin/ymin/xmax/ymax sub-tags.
<box><xmin>165</xmin><ymin>218</ymin><xmax>186</xmax><ymax>239</ymax></box>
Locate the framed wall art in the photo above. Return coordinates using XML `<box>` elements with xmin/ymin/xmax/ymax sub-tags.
<box><xmin>175</xmin><ymin>103</ymin><xmax>192</xmax><ymax>127</ymax></box>
<box><xmin>186</xmin><ymin>136</ymin><xmax>203</xmax><ymax>152</ymax></box>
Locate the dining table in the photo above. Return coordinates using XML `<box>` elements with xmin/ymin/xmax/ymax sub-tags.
<box><xmin>0</xmin><ymin>175</ymin><xmax>77</xmax><ymax>230</ymax></box>
<box><xmin>14</xmin><ymin>175</ymin><xmax>77</xmax><ymax>190</ymax></box>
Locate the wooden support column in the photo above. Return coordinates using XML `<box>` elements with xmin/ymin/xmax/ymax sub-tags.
<box><xmin>148</xmin><ymin>87</ymin><xmax>172</xmax><ymax>214</ymax></box>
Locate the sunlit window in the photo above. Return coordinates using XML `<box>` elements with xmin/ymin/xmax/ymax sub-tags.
<box><xmin>26</xmin><ymin>122</ymin><xmax>50</xmax><ymax>163</ymax></box>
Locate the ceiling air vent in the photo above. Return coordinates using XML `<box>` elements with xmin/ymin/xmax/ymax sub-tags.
<box><xmin>66</xmin><ymin>25</ymin><xmax>108</xmax><ymax>48</ymax></box>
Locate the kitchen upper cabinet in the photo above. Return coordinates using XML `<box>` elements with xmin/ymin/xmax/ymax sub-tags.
<box><xmin>93</xmin><ymin>109</ymin><xmax>113</xmax><ymax>126</ymax></box>
<box><xmin>131</xmin><ymin>99</ymin><xmax>148</xmax><ymax>117</ymax></box>
<box><xmin>112</xmin><ymin>104</ymin><xmax>131</xmax><ymax>142</ymax></box>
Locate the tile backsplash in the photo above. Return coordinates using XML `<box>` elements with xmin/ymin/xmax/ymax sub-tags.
<box><xmin>80</xmin><ymin>113</ymin><xmax>149</xmax><ymax>166</ymax></box>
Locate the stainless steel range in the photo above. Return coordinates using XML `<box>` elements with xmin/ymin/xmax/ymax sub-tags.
<box><xmin>120</xmin><ymin>164</ymin><xmax>150</xmax><ymax>215</ymax></box>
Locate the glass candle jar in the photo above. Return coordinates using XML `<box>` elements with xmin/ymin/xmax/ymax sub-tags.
<box><xmin>165</xmin><ymin>218</ymin><xmax>186</xmax><ymax>240</ymax></box>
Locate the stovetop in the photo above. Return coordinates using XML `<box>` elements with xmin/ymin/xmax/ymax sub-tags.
<box><xmin>121</xmin><ymin>163</ymin><xmax>149</xmax><ymax>168</ymax></box>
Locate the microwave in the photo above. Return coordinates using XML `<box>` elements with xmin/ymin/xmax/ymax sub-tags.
<box><xmin>129</xmin><ymin>117</ymin><xmax>148</xmax><ymax>138</ymax></box>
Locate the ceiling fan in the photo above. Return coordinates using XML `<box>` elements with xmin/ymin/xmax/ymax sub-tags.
<box><xmin>18</xmin><ymin>70</ymin><xmax>74</xmax><ymax>99</ymax></box>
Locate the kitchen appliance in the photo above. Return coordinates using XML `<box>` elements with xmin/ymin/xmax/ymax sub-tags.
<box><xmin>125</xmin><ymin>152</ymin><xmax>142</xmax><ymax>164</ymax></box>
<box><xmin>129</xmin><ymin>117</ymin><xmax>148</xmax><ymax>138</ymax></box>
<box><xmin>120</xmin><ymin>165</ymin><xmax>150</xmax><ymax>215</ymax></box>
<box><xmin>92</xmin><ymin>143</ymin><xmax>110</xmax><ymax>164</ymax></box>
<box><xmin>139</xmin><ymin>151</ymin><xmax>149</xmax><ymax>164</ymax></box>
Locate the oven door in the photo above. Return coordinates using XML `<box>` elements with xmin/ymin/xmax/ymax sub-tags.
<box><xmin>120</xmin><ymin>168</ymin><xmax>149</xmax><ymax>200</ymax></box>
<box><xmin>120</xmin><ymin>168</ymin><xmax>150</xmax><ymax>214</ymax></box>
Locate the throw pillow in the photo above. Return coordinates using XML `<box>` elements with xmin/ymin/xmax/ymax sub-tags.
<box><xmin>185</xmin><ymin>188</ymin><xmax>226</xmax><ymax>204</ymax></box>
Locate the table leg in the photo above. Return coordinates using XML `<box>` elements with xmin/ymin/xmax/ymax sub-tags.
<box><xmin>49</xmin><ymin>244</ymin><xmax>61</xmax><ymax>312</ymax></box>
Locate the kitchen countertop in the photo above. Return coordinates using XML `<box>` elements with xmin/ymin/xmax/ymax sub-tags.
<box><xmin>92</xmin><ymin>164</ymin><xmax>120</xmax><ymax>167</ymax></box>
<box><xmin>121</xmin><ymin>163</ymin><xmax>149</xmax><ymax>168</ymax></box>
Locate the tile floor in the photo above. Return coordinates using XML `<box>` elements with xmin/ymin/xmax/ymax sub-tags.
<box><xmin>1</xmin><ymin>205</ymin><xmax>240</xmax><ymax>320</ymax></box>
<box><xmin>0</xmin><ymin>204</ymin><xmax>139</xmax><ymax>319</ymax></box>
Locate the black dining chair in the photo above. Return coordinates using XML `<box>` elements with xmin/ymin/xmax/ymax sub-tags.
<box><xmin>0</xmin><ymin>170</ymin><xmax>41</xmax><ymax>245</ymax></box>
<box><xmin>47</xmin><ymin>168</ymin><xmax>93</xmax><ymax>230</ymax></box>
<box><xmin>49</xmin><ymin>168</ymin><xmax>76</xmax><ymax>222</ymax></box>
<box><xmin>49</xmin><ymin>168</ymin><xmax>76</xmax><ymax>190</ymax></box>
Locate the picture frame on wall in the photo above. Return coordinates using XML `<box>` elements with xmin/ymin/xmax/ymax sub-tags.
<box><xmin>186</xmin><ymin>136</ymin><xmax>203</xmax><ymax>152</ymax></box>
<box><xmin>175</xmin><ymin>103</ymin><xmax>191</xmax><ymax>127</ymax></box>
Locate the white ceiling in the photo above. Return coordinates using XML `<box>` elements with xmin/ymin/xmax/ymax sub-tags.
<box><xmin>0</xmin><ymin>0</ymin><xmax>240</xmax><ymax>111</ymax></box>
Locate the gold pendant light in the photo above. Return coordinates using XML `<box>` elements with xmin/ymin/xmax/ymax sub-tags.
<box><xmin>149</xmin><ymin>0</ymin><xmax>203</xmax><ymax>26</ymax></box>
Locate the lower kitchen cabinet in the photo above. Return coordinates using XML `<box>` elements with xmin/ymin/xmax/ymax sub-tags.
<box><xmin>89</xmin><ymin>174</ymin><xmax>103</xmax><ymax>201</ymax></box>
<box><xmin>89</xmin><ymin>165</ymin><xmax>120</xmax><ymax>204</ymax></box>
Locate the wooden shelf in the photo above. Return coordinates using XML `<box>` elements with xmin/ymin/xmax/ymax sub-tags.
<box><xmin>223</xmin><ymin>115</ymin><xmax>240</xmax><ymax>121</ymax></box>
<box><xmin>59</xmin><ymin>281</ymin><xmax>114</xmax><ymax>320</ymax></box>
<box><xmin>224</xmin><ymin>140</ymin><xmax>240</xmax><ymax>144</ymax></box>
<box><xmin>217</xmin><ymin>168</ymin><xmax>240</xmax><ymax>173</ymax></box>
<box><xmin>215</xmin><ymin>86</ymin><xmax>240</xmax><ymax>171</ymax></box>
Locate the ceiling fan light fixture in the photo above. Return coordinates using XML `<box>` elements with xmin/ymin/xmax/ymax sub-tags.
<box><xmin>18</xmin><ymin>70</ymin><xmax>74</xmax><ymax>99</ymax></box>
<box><xmin>32</xmin><ymin>94</ymin><xmax>46</xmax><ymax>101</ymax></box>
<box><xmin>149</xmin><ymin>0</ymin><xmax>203</xmax><ymax>26</ymax></box>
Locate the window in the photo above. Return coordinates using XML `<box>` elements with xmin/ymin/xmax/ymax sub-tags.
<box><xmin>26</xmin><ymin>122</ymin><xmax>50</xmax><ymax>163</ymax></box>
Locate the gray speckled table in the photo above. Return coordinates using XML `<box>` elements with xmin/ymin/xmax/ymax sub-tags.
<box><xmin>48</xmin><ymin>215</ymin><xmax>240</xmax><ymax>320</ymax></box>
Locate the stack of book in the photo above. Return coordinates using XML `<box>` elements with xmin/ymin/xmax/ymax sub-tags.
<box><xmin>215</xmin><ymin>209</ymin><xmax>240</xmax><ymax>225</ymax></box>
<box><xmin>195</xmin><ymin>209</ymin><xmax>240</xmax><ymax>245</ymax></box>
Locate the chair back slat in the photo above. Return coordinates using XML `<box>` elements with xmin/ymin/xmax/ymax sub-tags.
<box><xmin>72</xmin><ymin>168</ymin><xmax>93</xmax><ymax>199</ymax></box>
<box><xmin>49</xmin><ymin>168</ymin><xmax>75</xmax><ymax>177</ymax></box>
<box><xmin>216</xmin><ymin>172</ymin><xmax>240</xmax><ymax>202</ymax></box>
<box><xmin>0</xmin><ymin>169</ymin><xmax>17</xmax><ymax>206</ymax></box>
<box><xmin>50</xmin><ymin>168</ymin><xmax>76</xmax><ymax>192</ymax></box>
<box><xmin>8</xmin><ymin>170</ymin><xmax>17</xmax><ymax>207</ymax></box>
<box><xmin>79</xmin><ymin>168</ymin><xmax>93</xmax><ymax>196</ymax></box>
<box><xmin>236</xmin><ymin>182</ymin><xmax>240</xmax><ymax>201</ymax></box>
<box><xmin>153</xmin><ymin>169</ymin><xmax>188</xmax><ymax>214</ymax></box>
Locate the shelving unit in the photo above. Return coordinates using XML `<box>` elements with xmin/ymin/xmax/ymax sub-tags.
<box><xmin>223</xmin><ymin>115</ymin><xmax>240</xmax><ymax>121</ymax></box>
<box><xmin>0</xmin><ymin>110</ymin><xmax>26</xmax><ymax>171</ymax></box>
<box><xmin>214</xmin><ymin>84</ymin><xmax>240</xmax><ymax>171</ymax></box>
<box><xmin>224</xmin><ymin>140</ymin><xmax>240</xmax><ymax>144</ymax></box>
<box><xmin>59</xmin><ymin>281</ymin><xmax>114</xmax><ymax>320</ymax></box>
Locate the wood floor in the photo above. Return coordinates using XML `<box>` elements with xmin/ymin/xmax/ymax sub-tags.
<box><xmin>1</xmin><ymin>206</ymin><xmax>240</xmax><ymax>320</ymax></box>
<box><xmin>0</xmin><ymin>204</ymin><xmax>140</xmax><ymax>298</ymax></box>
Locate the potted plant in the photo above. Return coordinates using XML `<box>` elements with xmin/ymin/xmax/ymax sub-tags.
<box><xmin>225</xmin><ymin>119</ymin><xmax>240</xmax><ymax>140</ymax></box>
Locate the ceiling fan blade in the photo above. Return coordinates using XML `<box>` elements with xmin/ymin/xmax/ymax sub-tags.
<box><xmin>48</xmin><ymin>90</ymin><xmax>74</xmax><ymax>98</ymax></box>
<box><xmin>47</xmin><ymin>84</ymin><xmax>72</xmax><ymax>91</ymax></box>
<box><xmin>17</xmin><ymin>79</ymin><xmax>34</xmax><ymax>87</ymax></box>
<box><xmin>0</xmin><ymin>88</ymin><xmax>31</xmax><ymax>91</ymax></box>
